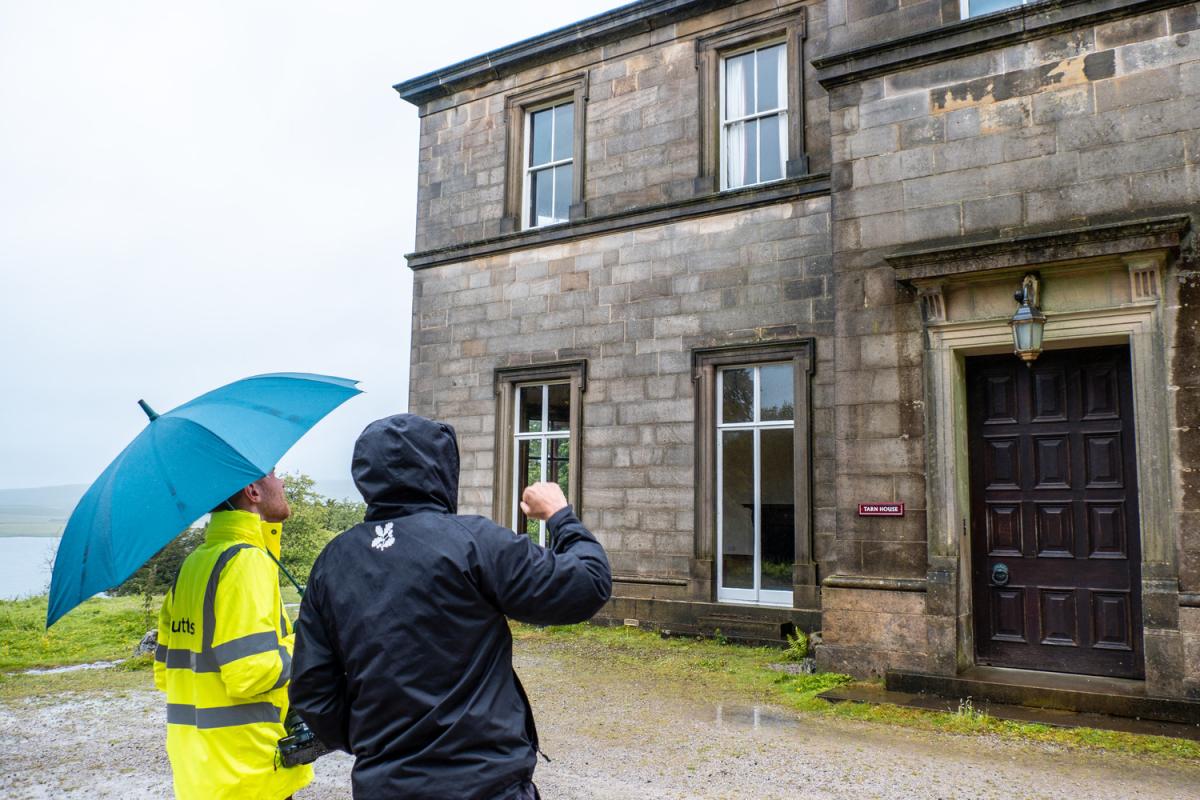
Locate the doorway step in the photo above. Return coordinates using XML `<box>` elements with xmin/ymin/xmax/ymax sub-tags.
<box><xmin>882</xmin><ymin>666</ymin><xmax>1200</xmax><ymax>727</ymax></box>
<box><xmin>818</xmin><ymin>680</ymin><xmax>1200</xmax><ymax>741</ymax></box>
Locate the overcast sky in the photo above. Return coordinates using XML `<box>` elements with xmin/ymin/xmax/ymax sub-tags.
<box><xmin>0</xmin><ymin>1</ymin><xmax>621</xmax><ymax>491</ymax></box>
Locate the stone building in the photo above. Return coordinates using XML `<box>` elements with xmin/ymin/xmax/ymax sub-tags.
<box><xmin>395</xmin><ymin>0</ymin><xmax>1200</xmax><ymax>711</ymax></box>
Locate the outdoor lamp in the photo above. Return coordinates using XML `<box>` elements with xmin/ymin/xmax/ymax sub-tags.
<box><xmin>1010</xmin><ymin>273</ymin><xmax>1046</xmax><ymax>364</ymax></box>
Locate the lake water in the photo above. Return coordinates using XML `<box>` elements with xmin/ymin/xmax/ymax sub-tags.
<box><xmin>0</xmin><ymin>537</ymin><xmax>59</xmax><ymax>600</ymax></box>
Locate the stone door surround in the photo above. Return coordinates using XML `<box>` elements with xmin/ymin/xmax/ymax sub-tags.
<box><xmin>888</xmin><ymin>215</ymin><xmax>1190</xmax><ymax>695</ymax></box>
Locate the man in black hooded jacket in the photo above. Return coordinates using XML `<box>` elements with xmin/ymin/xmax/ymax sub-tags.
<box><xmin>289</xmin><ymin>413</ymin><xmax>612</xmax><ymax>799</ymax></box>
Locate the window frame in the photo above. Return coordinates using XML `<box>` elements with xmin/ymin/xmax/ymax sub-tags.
<box><xmin>695</xmin><ymin>9</ymin><xmax>807</xmax><ymax>195</ymax></box>
<box><xmin>715</xmin><ymin>363</ymin><xmax>797</xmax><ymax>606</ymax></box>
<box><xmin>693</xmin><ymin>340</ymin><xmax>816</xmax><ymax>609</ymax></box>
<box><xmin>502</xmin><ymin>74</ymin><xmax>588</xmax><ymax>233</ymax></box>
<box><xmin>510</xmin><ymin>381</ymin><xmax>573</xmax><ymax>545</ymax></box>
<box><xmin>718</xmin><ymin>40</ymin><xmax>789</xmax><ymax>191</ymax></box>
<box><xmin>959</xmin><ymin>0</ymin><xmax>1028</xmax><ymax>19</ymax></box>
<box><xmin>493</xmin><ymin>360</ymin><xmax>587</xmax><ymax>530</ymax></box>
<box><xmin>522</xmin><ymin>100</ymin><xmax>575</xmax><ymax>229</ymax></box>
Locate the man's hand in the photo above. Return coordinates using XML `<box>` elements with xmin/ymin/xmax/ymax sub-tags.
<box><xmin>520</xmin><ymin>482</ymin><xmax>568</xmax><ymax>522</ymax></box>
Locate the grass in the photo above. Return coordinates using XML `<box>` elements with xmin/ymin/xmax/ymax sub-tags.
<box><xmin>0</xmin><ymin>594</ymin><xmax>155</xmax><ymax>672</ymax></box>
<box><xmin>2</xmin><ymin>598</ymin><xmax>1197</xmax><ymax>765</ymax></box>
<box><xmin>513</xmin><ymin>623</ymin><xmax>1200</xmax><ymax>763</ymax></box>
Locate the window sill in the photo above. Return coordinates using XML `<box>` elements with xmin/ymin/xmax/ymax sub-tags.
<box><xmin>813</xmin><ymin>0</ymin><xmax>1181</xmax><ymax>89</ymax></box>
<box><xmin>406</xmin><ymin>172</ymin><xmax>830</xmax><ymax>270</ymax></box>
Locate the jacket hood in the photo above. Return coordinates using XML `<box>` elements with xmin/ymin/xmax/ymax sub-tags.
<box><xmin>352</xmin><ymin>414</ymin><xmax>459</xmax><ymax>521</ymax></box>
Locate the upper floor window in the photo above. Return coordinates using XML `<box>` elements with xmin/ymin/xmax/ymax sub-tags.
<box><xmin>525</xmin><ymin>102</ymin><xmax>574</xmax><ymax>228</ymax></box>
<box><xmin>695</xmin><ymin>9</ymin><xmax>807</xmax><ymax>195</ymax></box>
<box><xmin>503</xmin><ymin>74</ymin><xmax>588</xmax><ymax>234</ymax></box>
<box><xmin>721</xmin><ymin>43</ymin><xmax>787</xmax><ymax>190</ymax></box>
<box><xmin>960</xmin><ymin>0</ymin><xmax>1025</xmax><ymax>16</ymax></box>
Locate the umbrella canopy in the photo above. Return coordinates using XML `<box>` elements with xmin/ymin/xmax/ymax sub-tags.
<box><xmin>47</xmin><ymin>372</ymin><xmax>361</xmax><ymax>627</ymax></box>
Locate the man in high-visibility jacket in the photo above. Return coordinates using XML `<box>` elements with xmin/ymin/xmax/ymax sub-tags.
<box><xmin>154</xmin><ymin>469</ymin><xmax>314</xmax><ymax>800</ymax></box>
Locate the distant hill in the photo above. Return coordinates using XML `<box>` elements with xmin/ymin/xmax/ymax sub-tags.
<box><xmin>0</xmin><ymin>479</ymin><xmax>361</xmax><ymax>538</ymax></box>
<box><xmin>0</xmin><ymin>484</ymin><xmax>87</xmax><ymax>537</ymax></box>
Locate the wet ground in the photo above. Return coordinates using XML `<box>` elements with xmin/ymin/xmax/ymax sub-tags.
<box><xmin>1</xmin><ymin>642</ymin><xmax>1197</xmax><ymax>799</ymax></box>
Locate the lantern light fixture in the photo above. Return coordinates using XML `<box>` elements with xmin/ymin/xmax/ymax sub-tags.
<box><xmin>1010</xmin><ymin>273</ymin><xmax>1046</xmax><ymax>364</ymax></box>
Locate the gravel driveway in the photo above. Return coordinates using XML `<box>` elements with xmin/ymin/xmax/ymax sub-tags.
<box><xmin>2</xmin><ymin>643</ymin><xmax>1197</xmax><ymax>799</ymax></box>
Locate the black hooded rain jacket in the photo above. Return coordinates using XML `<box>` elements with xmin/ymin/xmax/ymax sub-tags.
<box><xmin>289</xmin><ymin>414</ymin><xmax>612</xmax><ymax>799</ymax></box>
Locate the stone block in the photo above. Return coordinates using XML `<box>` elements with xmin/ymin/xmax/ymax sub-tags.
<box><xmin>1025</xmin><ymin>176</ymin><xmax>1133</xmax><ymax>224</ymax></box>
<box><xmin>1169</xmin><ymin>4</ymin><xmax>1199</xmax><ymax>33</ymax></box>
<box><xmin>963</xmin><ymin>193</ymin><xmax>1023</xmax><ymax>233</ymax></box>
<box><xmin>1097</xmin><ymin>12</ymin><xmax>1169</xmax><ymax>50</ymax></box>
<box><xmin>1078</xmin><ymin>134</ymin><xmax>1185</xmax><ymax>181</ymax></box>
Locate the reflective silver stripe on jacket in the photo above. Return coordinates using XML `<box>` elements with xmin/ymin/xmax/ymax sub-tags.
<box><xmin>166</xmin><ymin>702</ymin><xmax>282</xmax><ymax>729</ymax></box>
<box><xmin>160</xmin><ymin>544</ymin><xmax>287</xmax><ymax>681</ymax></box>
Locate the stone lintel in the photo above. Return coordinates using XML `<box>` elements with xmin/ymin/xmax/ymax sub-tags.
<box><xmin>813</xmin><ymin>0</ymin><xmax>1192</xmax><ymax>89</ymax></box>
<box><xmin>886</xmin><ymin>215</ymin><xmax>1192</xmax><ymax>285</ymax></box>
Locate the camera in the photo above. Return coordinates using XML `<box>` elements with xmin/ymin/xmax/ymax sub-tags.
<box><xmin>277</xmin><ymin>707</ymin><xmax>332</xmax><ymax>767</ymax></box>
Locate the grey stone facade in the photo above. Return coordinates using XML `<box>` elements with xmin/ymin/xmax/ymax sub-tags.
<box><xmin>397</xmin><ymin>0</ymin><xmax>1200</xmax><ymax>703</ymax></box>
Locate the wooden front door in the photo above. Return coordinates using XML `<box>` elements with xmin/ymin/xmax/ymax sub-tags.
<box><xmin>967</xmin><ymin>346</ymin><xmax>1143</xmax><ymax>679</ymax></box>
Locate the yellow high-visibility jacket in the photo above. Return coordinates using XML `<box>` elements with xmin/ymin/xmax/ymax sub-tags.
<box><xmin>154</xmin><ymin>510</ymin><xmax>313</xmax><ymax>800</ymax></box>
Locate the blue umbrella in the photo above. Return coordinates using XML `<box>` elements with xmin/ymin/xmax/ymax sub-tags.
<box><xmin>47</xmin><ymin>372</ymin><xmax>361</xmax><ymax>627</ymax></box>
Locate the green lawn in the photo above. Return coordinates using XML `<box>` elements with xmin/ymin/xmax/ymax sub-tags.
<box><xmin>0</xmin><ymin>594</ymin><xmax>155</xmax><ymax>672</ymax></box>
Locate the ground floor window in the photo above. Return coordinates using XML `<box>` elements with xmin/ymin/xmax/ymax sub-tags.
<box><xmin>512</xmin><ymin>382</ymin><xmax>571</xmax><ymax>545</ymax></box>
<box><xmin>694</xmin><ymin>341</ymin><xmax>814</xmax><ymax>607</ymax></box>
<box><xmin>493</xmin><ymin>361</ymin><xmax>586</xmax><ymax>543</ymax></box>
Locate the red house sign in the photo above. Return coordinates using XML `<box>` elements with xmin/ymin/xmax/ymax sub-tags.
<box><xmin>858</xmin><ymin>503</ymin><xmax>904</xmax><ymax>516</ymax></box>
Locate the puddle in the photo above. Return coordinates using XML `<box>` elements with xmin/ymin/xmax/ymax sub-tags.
<box><xmin>20</xmin><ymin>660</ymin><xmax>126</xmax><ymax>675</ymax></box>
<box><xmin>709</xmin><ymin>704</ymin><xmax>801</xmax><ymax>731</ymax></box>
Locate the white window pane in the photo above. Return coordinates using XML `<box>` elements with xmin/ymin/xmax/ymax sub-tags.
<box><xmin>553</xmin><ymin>164</ymin><xmax>572</xmax><ymax>222</ymax></box>
<box><xmin>547</xmin><ymin>383</ymin><xmax>570</xmax><ymax>431</ymax></box>
<box><xmin>758</xmin><ymin>114</ymin><xmax>783</xmax><ymax>183</ymax></box>
<box><xmin>743</xmin><ymin>118</ymin><xmax>758</xmax><ymax>185</ymax></box>
<box><xmin>553</xmin><ymin>103</ymin><xmax>573</xmax><ymax>161</ymax></box>
<box><xmin>550</xmin><ymin>438</ymin><xmax>570</xmax><ymax>498</ymax></box>
<box><xmin>721</xmin><ymin>430</ymin><xmax>755</xmax><ymax>590</ymax></box>
<box><xmin>759</xmin><ymin>428</ymin><xmax>794</xmax><ymax>591</ymax></box>
<box><xmin>759</xmin><ymin>363</ymin><xmax>794</xmax><ymax>421</ymax></box>
<box><xmin>967</xmin><ymin>0</ymin><xmax>1021</xmax><ymax>16</ymax></box>
<box><xmin>722</xmin><ymin>368</ymin><xmax>753</xmax><ymax>422</ymax></box>
<box><xmin>725</xmin><ymin>121</ymin><xmax>746</xmax><ymax>189</ymax></box>
<box><xmin>530</xmin><ymin>108</ymin><xmax>553</xmax><ymax>167</ymax></box>
<box><xmin>531</xmin><ymin>168</ymin><xmax>554</xmax><ymax>226</ymax></box>
<box><xmin>756</xmin><ymin>44</ymin><xmax>784</xmax><ymax>112</ymax></box>
<box><xmin>516</xmin><ymin>438</ymin><xmax>543</xmax><ymax>538</ymax></box>
<box><xmin>519</xmin><ymin>385</ymin><xmax>543</xmax><ymax>432</ymax></box>
<box><xmin>724</xmin><ymin>51</ymin><xmax>753</xmax><ymax>119</ymax></box>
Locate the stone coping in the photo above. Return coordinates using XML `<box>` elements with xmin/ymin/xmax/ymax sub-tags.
<box><xmin>405</xmin><ymin>173</ymin><xmax>830</xmax><ymax>269</ymax></box>
<box><xmin>885</xmin><ymin>214</ymin><xmax>1192</xmax><ymax>283</ymax></box>
<box><xmin>813</xmin><ymin>0</ymin><xmax>1192</xmax><ymax>89</ymax></box>
<box><xmin>393</xmin><ymin>0</ymin><xmax>735</xmax><ymax>106</ymax></box>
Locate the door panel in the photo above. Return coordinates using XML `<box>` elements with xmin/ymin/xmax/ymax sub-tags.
<box><xmin>968</xmin><ymin>346</ymin><xmax>1143</xmax><ymax>679</ymax></box>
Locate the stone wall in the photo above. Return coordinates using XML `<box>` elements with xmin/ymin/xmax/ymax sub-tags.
<box><xmin>822</xmin><ymin>4</ymin><xmax>1200</xmax><ymax>678</ymax></box>
<box><xmin>409</xmin><ymin>197</ymin><xmax>836</xmax><ymax>583</ymax></box>
<box><xmin>411</xmin><ymin>0</ymin><xmax>832</xmax><ymax>254</ymax></box>
<box><xmin>824</xmin><ymin>0</ymin><xmax>955</xmax><ymax>54</ymax></box>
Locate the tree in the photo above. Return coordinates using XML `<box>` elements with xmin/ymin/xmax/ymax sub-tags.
<box><xmin>279</xmin><ymin>473</ymin><xmax>365</xmax><ymax>589</ymax></box>
<box><xmin>114</xmin><ymin>473</ymin><xmax>364</xmax><ymax>595</ymax></box>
